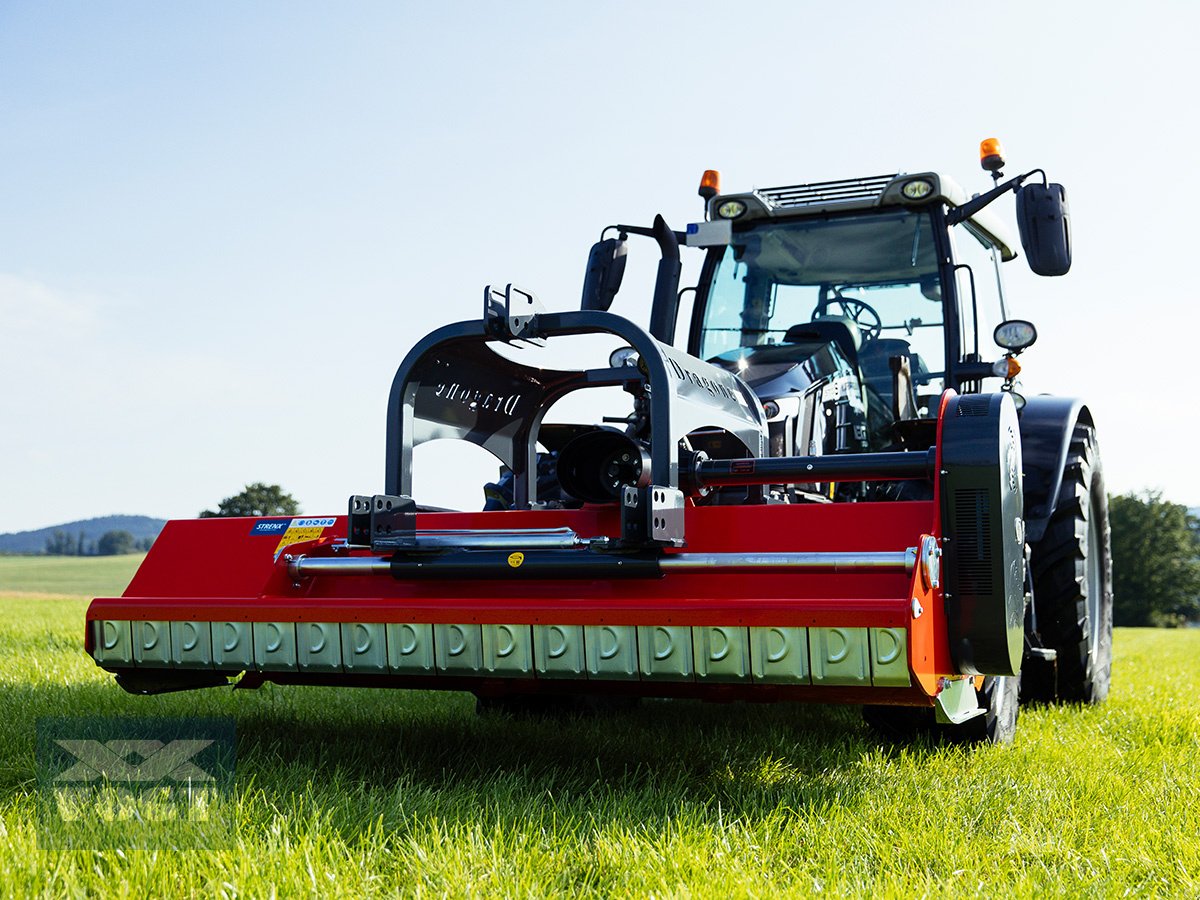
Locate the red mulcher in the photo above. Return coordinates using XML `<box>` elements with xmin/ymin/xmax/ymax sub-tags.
<box><xmin>87</xmin><ymin>142</ymin><xmax>1112</xmax><ymax>744</ymax></box>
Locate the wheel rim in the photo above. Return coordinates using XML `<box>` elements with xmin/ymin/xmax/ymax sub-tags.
<box><xmin>1086</xmin><ymin>505</ymin><xmax>1103</xmax><ymax>666</ymax></box>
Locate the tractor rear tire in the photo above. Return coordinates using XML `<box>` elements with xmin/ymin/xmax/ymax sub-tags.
<box><xmin>1025</xmin><ymin>424</ymin><xmax>1113</xmax><ymax>704</ymax></box>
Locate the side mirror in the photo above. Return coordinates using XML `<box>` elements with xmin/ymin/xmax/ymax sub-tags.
<box><xmin>580</xmin><ymin>237</ymin><xmax>628</xmax><ymax>311</ymax></box>
<box><xmin>1016</xmin><ymin>183</ymin><xmax>1071</xmax><ymax>276</ymax></box>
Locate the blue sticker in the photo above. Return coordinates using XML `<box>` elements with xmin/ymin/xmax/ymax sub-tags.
<box><xmin>290</xmin><ymin>517</ymin><xmax>337</xmax><ymax>529</ymax></box>
<box><xmin>249</xmin><ymin>519</ymin><xmax>291</xmax><ymax>535</ymax></box>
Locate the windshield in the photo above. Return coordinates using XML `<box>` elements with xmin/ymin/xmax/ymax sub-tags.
<box><xmin>697</xmin><ymin>210</ymin><xmax>947</xmax><ymax>414</ymax></box>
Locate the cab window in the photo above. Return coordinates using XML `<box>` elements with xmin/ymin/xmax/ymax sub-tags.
<box><xmin>697</xmin><ymin>209</ymin><xmax>946</xmax><ymax>414</ymax></box>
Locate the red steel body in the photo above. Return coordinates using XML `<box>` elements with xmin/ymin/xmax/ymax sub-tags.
<box><xmin>87</xmin><ymin>498</ymin><xmax>951</xmax><ymax>705</ymax></box>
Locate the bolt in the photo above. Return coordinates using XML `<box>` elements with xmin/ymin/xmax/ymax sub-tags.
<box><xmin>911</xmin><ymin>597</ymin><xmax>924</xmax><ymax>619</ymax></box>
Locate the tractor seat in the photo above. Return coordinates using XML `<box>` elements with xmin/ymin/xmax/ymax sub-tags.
<box><xmin>858</xmin><ymin>338</ymin><xmax>931</xmax><ymax>386</ymax></box>
<box><xmin>783</xmin><ymin>316</ymin><xmax>862</xmax><ymax>368</ymax></box>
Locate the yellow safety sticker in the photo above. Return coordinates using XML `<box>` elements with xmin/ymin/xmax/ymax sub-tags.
<box><xmin>507</xmin><ymin>551</ymin><xmax>525</xmax><ymax>568</ymax></box>
<box><xmin>274</xmin><ymin>517</ymin><xmax>338</xmax><ymax>558</ymax></box>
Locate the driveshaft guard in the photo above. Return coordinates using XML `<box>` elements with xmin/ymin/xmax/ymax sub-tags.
<box><xmin>940</xmin><ymin>392</ymin><xmax>1024</xmax><ymax>676</ymax></box>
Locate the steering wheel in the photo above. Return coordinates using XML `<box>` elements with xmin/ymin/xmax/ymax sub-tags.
<box><xmin>812</xmin><ymin>292</ymin><xmax>883</xmax><ymax>341</ymax></box>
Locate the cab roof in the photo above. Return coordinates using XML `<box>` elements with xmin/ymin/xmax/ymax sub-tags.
<box><xmin>707</xmin><ymin>171</ymin><xmax>1017</xmax><ymax>262</ymax></box>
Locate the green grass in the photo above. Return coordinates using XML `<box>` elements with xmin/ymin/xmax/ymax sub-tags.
<box><xmin>0</xmin><ymin>553</ymin><xmax>144</xmax><ymax>598</ymax></box>
<box><xmin>1</xmin><ymin>561</ymin><xmax>1198</xmax><ymax>896</ymax></box>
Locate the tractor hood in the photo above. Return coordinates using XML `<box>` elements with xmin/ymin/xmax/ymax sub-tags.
<box><xmin>707</xmin><ymin>339</ymin><xmax>856</xmax><ymax>401</ymax></box>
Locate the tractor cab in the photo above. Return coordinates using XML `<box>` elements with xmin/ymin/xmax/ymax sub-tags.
<box><xmin>691</xmin><ymin>204</ymin><xmax>949</xmax><ymax>453</ymax></box>
<box><xmin>684</xmin><ymin>171</ymin><xmax>1024</xmax><ymax>455</ymax></box>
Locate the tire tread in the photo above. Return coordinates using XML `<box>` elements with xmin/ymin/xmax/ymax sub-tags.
<box><xmin>1025</xmin><ymin>424</ymin><xmax>1113</xmax><ymax>703</ymax></box>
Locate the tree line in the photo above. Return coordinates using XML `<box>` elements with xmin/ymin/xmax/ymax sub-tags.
<box><xmin>1111</xmin><ymin>491</ymin><xmax>1200</xmax><ymax>627</ymax></box>
<box><xmin>44</xmin><ymin>530</ymin><xmax>153</xmax><ymax>556</ymax></box>
<box><xmin>41</xmin><ymin>483</ymin><xmax>300</xmax><ymax>556</ymax></box>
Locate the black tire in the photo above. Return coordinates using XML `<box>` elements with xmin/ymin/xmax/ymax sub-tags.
<box><xmin>1026</xmin><ymin>423</ymin><xmax>1113</xmax><ymax>703</ymax></box>
<box><xmin>863</xmin><ymin>674</ymin><xmax>1018</xmax><ymax>745</ymax></box>
<box><xmin>948</xmin><ymin>675</ymin><xmax>1019</xmax><ymax>744</ymax></box>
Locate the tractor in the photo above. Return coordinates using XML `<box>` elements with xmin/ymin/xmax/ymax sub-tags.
<box><xmin>86</xmin><ymin>139</ymin><xmax>1110</xmax><ymax>744</ymax></box>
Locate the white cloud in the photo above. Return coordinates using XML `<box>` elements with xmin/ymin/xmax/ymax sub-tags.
<box><xmin>0</xmin><ymin>272</ymin><xmax>99</xmax><ymax>333</ymax></box>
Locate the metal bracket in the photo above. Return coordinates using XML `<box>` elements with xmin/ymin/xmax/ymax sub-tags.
<box><xmin>348</xmin><ymin>495</ymin><xmax>372</xmax><ymax>547</ymax></box>
<box><xmin>920</xmin><ymin>534</ymin><xmax>941</xmax><ymax>589</ymax></box>
<box><xmin>348</xmin><ymin>494</ymin><xmax>416</xmax><ymax>551</ymax></box>
<box><xmin>484</xmin><ymin>283</ymin><xmax>545</xmax><ymax>344</ymax></box>
<box><xmin>620</xmin><ymin>484</ymin><xmax>685</xmax><ymax>548</ymax></box>
<box><xmin>934</xmin><ymin>677</ymin><xmax>985</xmax><ymax>725</ymax></box>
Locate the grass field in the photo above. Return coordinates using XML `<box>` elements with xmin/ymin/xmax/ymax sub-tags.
<box><xmin>0</xmin><ymin>553</ymin><xmax>144</xmax><ymax>597</ymax></box>
<box><xmin>1</xmin><ymin>558</ymin><xmax>1198</xmax><ymax>897</ymax></box>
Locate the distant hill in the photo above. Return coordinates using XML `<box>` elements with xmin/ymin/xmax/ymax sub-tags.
<box><xmin>0</xmin><ymin>515</ymin><xmax>166</xmax><ymax>555</ymax></box>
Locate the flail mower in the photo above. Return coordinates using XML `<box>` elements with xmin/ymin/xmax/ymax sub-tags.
<box><xmin>87</xmin><ymin>140</ymin><xmax>1112</xmax><ymax>743</ymax></box>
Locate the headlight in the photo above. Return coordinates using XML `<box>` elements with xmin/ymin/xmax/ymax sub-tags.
<box><xmin>993</xmin><ymin>320</ymin><xmax>1038</xmax><ymax>352</ymax></box>
<box><xmin>716</xmin><ymin>200</ymin><xmax>747</xmax><ymax>219</ymax></box>
<box><xmin>902</xmin><ymin>179</ymin><xmax>934</xmax><ymax>200</ymax></box>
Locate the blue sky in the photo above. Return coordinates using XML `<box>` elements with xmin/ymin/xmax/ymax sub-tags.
<box><xmin>1</xmin><ymin>1</ymin><xmax>1195</xmax><ymax>531</ymax></box>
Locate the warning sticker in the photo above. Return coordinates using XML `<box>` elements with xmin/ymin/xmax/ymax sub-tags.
<box><xmin>250</xmin><ymin>517</ymin><xmax>338</xmax><ymax>558</ymax></box>
<box><xmin>274</xmin><ymin>517</ymin><xmax>337</xmax><ymax>557</ymax></box>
